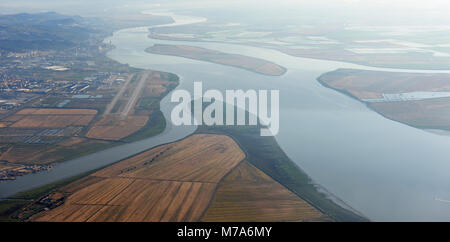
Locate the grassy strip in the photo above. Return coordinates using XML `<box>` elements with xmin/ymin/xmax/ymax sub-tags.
<box><xmin>9</xmin><ymin>170</ymin><xmax>97</xmax><ymax>200</ymax></box>
<box><xmin>43</xmin><ymin>141</ymin><xmax>122</xmax><ymax>165</ymax></box>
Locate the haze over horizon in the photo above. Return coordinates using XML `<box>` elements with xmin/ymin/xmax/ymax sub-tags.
<box><xmin>1</xmin><ymin>0</ymin><xmax>450</xmax><ymax>26</ymax></box>
<box><xmin>3</xmin><ymin>0</ymin><xmax>450</xmax><ymax>224</ymax></box>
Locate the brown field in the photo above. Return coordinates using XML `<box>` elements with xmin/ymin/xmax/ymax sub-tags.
<box><xmin>31</xmin><ymin>134</ymin><xmax>245</xmax><ymax>222</ymax></box>
<box><xmin>3</xmin><ymin>115</ymin><xmax>25</xmax><ymax>122</ymax></box>
<box><xmin>14</xmin><ymin>109</ymin><xmax>36</xmax><ymax>115</ymax></box>
<box><xmin>58</xmin><ymin>137</ymin><xmax>87</xmax><ymax>147</ymax></box>
<box><xmin>0</xmin><ymin>122</ymin><xmax>10</xmax><ymax>128</ymax></box>
<box><xmin>86</xmin><ymin>115</ymin><xmax>149</xmax><ymax>140</ymax></box>
<box><xmin>0</xmin><ymin>145</ymin><xmax>56</xmax><ymax>164</ymax></box>
<box><xmin>144</xmin><ymin>72</ymin><xmax>171</xmax><ymax>86</ymax></box>
<box><xmin>67</xmin><ymin>177</ymin><xmax>134</xmax><ymax>205</ymax></box>
<box><xmin>101</xmin><ymin>134</ymin><xmax>245</xmax><ymax>182</ymax></box>
<box><xmin>201</xmin><ymin>161</ymin><xmax>324</xmax><ymax>222</ymax></box>
<box><xmin>16</xmin><ymin>108</ymin><xmax>97</xmax><ymax>115</ymax></box>
<box><xmin>11</xmin><ymin>115</ymin><xmax>94</xmax><ymax>128</ymax></box>
<box><xmin>61</xmin><ymin>176</ymin><xmax>106</xmax><ymax>194</ymax></box>
<box><xmin>0</xmin><ymin>139</ymin><xmax>111</xmax><ymax>165</ymax></box>
<box><xmin>6</xmin><ymin>108</ymin><xmax>97</xmax><ymax>129</ymax></box>
<box><xmin>145</xmin><ymin>84</ymin><xmax>167</xmax><ymax>97</ymax></box>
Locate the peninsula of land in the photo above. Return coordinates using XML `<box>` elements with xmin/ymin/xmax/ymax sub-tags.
<box><xmin>318</xmin><ymin>68</ymin><xmax>450</xmax><ymax>131</ymax></box>
<box><xmin>145</xmin><ymin>44</ymin><xmax>287</xmax><ymax>76</ymax></box>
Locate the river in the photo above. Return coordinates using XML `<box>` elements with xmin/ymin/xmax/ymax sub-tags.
<box><xmin>2</xmin><ymin>11</ymin><xmax>450</xmax><ymax>221</ymax></box>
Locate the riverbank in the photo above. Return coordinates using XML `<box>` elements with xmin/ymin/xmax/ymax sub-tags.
<box><xmin>195</xmin><ymin>124</ymin><xmax>368</xmax><ymax>222</ymax></box>
<box><xmin>317</xmin><ymin>68</ymin><xmax>450</xmax><ymax>131</ymax></box>
<box><xmin>7</xmin><ymin>9</ymin><xmax>450</xmax><ymax>221</ymax></box>
<box><xmin>83</xmin><ymin>11</ymin><xmax>450</xmax><ymax>221</ymax></box>
<box><xmin>3</xmin><ymin>127</ymin><xmax>367</xmax><ymax>222</ymax></box>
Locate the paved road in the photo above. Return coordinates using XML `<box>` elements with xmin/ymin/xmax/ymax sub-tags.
<box><xmin>104</xmin><ymin>74</ymin><xmax>134</xmax><ymax>115</ymax></box>
<box><xmin>120</xmin><ymin>71</ymin><xmax>149</xmax><ymax>119</ymax></box>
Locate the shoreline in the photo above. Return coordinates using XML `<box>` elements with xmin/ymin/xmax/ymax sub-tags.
<box><xmin>4</xmin><ymin>126</ymin><xmax>368</xmax><ymax>222</ymax></box>
<box><xmin>2</xmin><ymin>11</ymin><xmax>368</xmax><ymax>222</ymax></box>
<box><xmin>144</xmin><ymin>44</ymin><xmax>287</xmax><ymax>76</ymax></box>
<box><xmin>147</xmin><ymin>33</ymin><xmax>450</xmax><ymax>71</ymax></box>
<box><xmin>316</xmin><ymin>69</ymin><xmax>450</xmax><ymax>133</ymax></box>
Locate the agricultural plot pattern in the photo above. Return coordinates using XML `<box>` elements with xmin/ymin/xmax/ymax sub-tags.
<box><xmin>0</xmin><ymin>108</ymin><xmax>102</xmax><ymax>165</ymax></box>
<box><xmin>0</xmin><ymin>70</ymin><xmax>178</xmax><ymax>181</ymax></box>
<box><xmin>32</xmin><ymin>134</ymin><xmax>245</xmax><ymax>222</ymax></box>
<box><xmin>8</xmin><ymin>108</ymin><xmax>96</xmax><ymax>129</ymax></box>
<box><xmin>31</xmin><ymin>134</ymin><xmax>324</xmax><ymax>222</ymax></box>
<box><xmin>201</xmin><ymin>161</ymin><xmax>324</xmax><ymax>222</ymax></box>
<box><xmin>86</xmin><ymin>115</ymin><xmax>149</xmax><ymax>141</ymax></box>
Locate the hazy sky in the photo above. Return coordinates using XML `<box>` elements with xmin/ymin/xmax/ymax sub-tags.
<box><xmin>2</xmin><ymin>0</ymin><xmax>450</xmax><ymax>10</ymax></box>
<box><xmin>1</xmin><ymin>0</ymin><xmax>450</xmax><ymax>26</ymax></box>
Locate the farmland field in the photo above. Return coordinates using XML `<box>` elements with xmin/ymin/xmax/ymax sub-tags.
<box><xmin>16</xmin><ymin>109</ymin><xmax>97</xmax><ymax>115</ymax></box>
<box><xmin>31</xmin><ymin>134</ymin><xmax>246</xmax><ymax>222</ymax></box>
<box><xmin>201</xmin><ymin>161</ymin><xmax>325</xmax><ymax>222</ymax></box>
<box><xmin>8</xmin><ymin>108</ymin><xmax>97</xmax><ymax>129</ymax></box>
<box><xmin>86</xmin><ymin>115</ymin><xmax>149</xmax><ymax>140</ymax></box>
<box><xmin>0</xmin><ymin>138</ymin><xmax>112</xmax><ymax>165</ymax></box>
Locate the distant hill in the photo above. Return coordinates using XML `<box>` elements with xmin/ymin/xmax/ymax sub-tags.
<box><xmin>0</xmin><ymin>12</ymin><xmax>104</xmax><ymax>52</ymax></box>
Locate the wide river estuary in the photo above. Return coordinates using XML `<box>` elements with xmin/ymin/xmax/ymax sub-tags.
<box><xmin>2</xmin><ymin>11</ymin><xmax>450</xmax><ymax>221</ymax></box>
